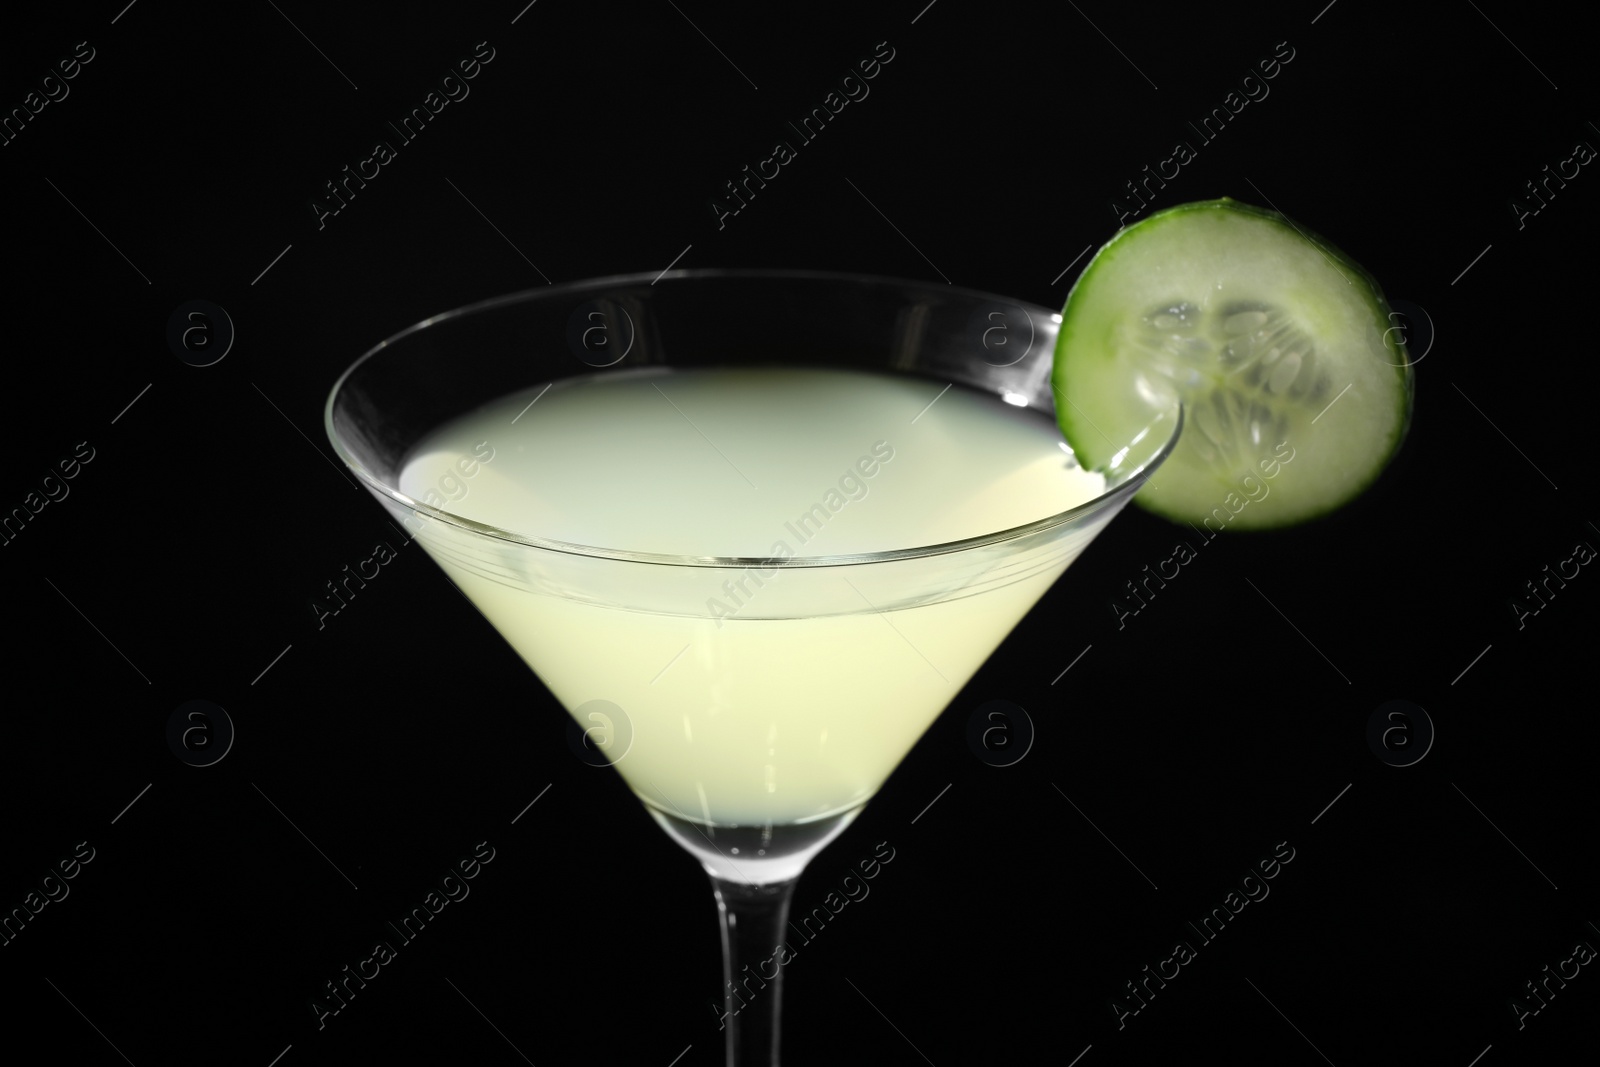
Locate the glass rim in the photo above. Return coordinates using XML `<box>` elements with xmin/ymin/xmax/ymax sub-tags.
<box><xmin>324</xmin><ymin>268</ymin><xmax>1184</xmax><ymax>570</ymax></box>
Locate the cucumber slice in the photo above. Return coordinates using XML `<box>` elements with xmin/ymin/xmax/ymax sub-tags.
<box><xmin>1054</xmin><ymin>198</ymin><xmax>1413</xmax><ymax>530</ymax></box>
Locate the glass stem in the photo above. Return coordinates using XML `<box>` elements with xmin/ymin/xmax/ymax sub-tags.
<box><xmin>711</xmin><ymin>876</ymin><xmax>797</xmax><ymax>1067</ymax></box>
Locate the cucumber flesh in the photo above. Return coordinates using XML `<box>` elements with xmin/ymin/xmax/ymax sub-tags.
<box><xmin>1053</xmin><ymin>198</ymin><xmax>1413</xmax><ymax>530</ymax></box>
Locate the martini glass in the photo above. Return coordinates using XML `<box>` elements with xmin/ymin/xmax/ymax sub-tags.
<box><xmin>325</xmin><ymin>270</ymin><xmax>1179</xmax><ymax>1065</ymax></box>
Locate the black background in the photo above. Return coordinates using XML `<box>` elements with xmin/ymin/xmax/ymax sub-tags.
<box><xmin>2</xmin><ymin>2</ymin><xmax>1596</xmax><ymax>1064</ymax></box>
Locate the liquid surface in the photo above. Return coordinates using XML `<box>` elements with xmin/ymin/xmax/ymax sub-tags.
<box><xmin>397</xmin><ymin>368</ymin><xmax>1112</xmax><ymax>859</ymax></box>
<box><xmin>401</xmin><ymin>367</ymin><xmax>1102</xmax><ymax>556</ymax></box>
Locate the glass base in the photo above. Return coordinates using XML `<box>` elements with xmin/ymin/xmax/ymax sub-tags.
<box><xmin>642</xmin><ymin>802</ymin><xmax>865</xmax><ymax>884</ymax></box>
